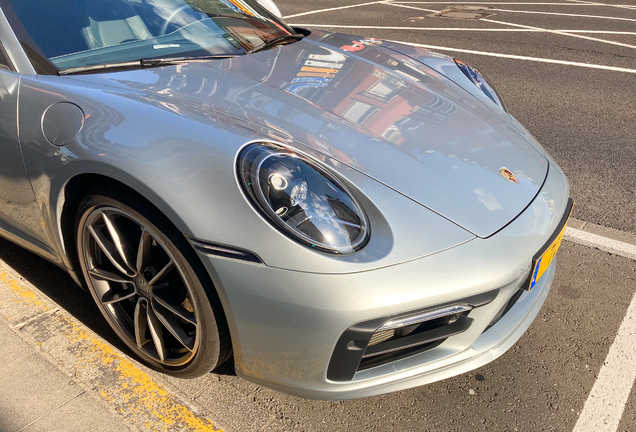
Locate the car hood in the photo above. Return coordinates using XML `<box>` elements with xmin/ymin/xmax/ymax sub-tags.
<box><xmin>69</xmin><ymin>30</ymin><xmax>548</xmax><ymax>238</ymax></box>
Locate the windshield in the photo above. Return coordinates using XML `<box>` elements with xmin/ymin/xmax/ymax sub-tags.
<box><xmin>2</xmin><ymin>0</ymin><xmax>295</xmax><ymax>74</ymax></box>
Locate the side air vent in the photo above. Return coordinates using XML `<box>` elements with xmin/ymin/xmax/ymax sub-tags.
<box><xmin>189</xmin><ymin>238</ymin><xmax>264</xmax><ymax>264</ymax></box>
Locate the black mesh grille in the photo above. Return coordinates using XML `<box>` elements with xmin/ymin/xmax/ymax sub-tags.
<box><xmin>357</xmin><ymin>312</ymin><xmax>472</xmax><ymax>371</ymax></box>
<box><xmin>327</xmin><ymin>290</ymin><xmax>499</xmax><ymax>382</ymax></box>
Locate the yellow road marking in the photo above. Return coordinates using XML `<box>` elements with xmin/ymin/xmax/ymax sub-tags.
<box><xmin>0</xmin><ymin>269</ymin><xmax>223</xmax><ymax>432</ymax></box>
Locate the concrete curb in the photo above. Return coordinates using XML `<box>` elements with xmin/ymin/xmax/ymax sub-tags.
<box><xmin>0</xmin><ymin>261</ymin><xmax>227</xmax><ymax>432</ymax></box>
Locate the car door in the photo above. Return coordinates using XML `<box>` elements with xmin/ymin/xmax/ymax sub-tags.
<box><xmin>0</xmin><ymin>48</ymin><xmax>48</xmax><ymax>247</ymax></box>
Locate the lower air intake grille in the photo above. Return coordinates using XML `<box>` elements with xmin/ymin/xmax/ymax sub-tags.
<box><xmin>368</xmin><ymin>329</ymin><xmax>395</xmax><ymax>346</ymax></box>
<box><xmin>358</xmin><ymin>313</ymin><xmax>472</xmax><ymax>371</ymax></box>
<box><xmin>327</xmin><ymin>290</ymin><xmax>499</xmax><ymax>382</ymax></box>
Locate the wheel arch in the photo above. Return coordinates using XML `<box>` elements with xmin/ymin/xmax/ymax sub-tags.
<box><xmin>55</xmin><ymin>171</ymin><xmax>233</xmax><ymax>342</ymax></box>
<box><xmin>56</xmin><ymin>170</ymin><xmax>192</xmax><ymax>262</ymax></box>
<box><xmin>57</xmin><ymin>170</ymin><xmax>234</xmax><ymax>363</ymax></box>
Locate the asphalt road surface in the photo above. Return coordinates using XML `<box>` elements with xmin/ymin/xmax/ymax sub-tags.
<box><xmin>2</xmin><ymin>234</ymin><xmax>635</xmax><ymax>431</ymax></box>
<box><xmin>279</xmin><ymin>0</ymin><xmax>636</xmax><ymax>235</ymax></box>
<box><xmin>1</xmin><ymin>1</ymin><xmax>635</xmax><ymax>431</ymax></box>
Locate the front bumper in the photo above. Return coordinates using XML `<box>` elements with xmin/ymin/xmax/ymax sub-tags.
<box><xmin>197</xmin><ymin>162</ymin><xmax>569</xmax><ymax>400</ymax></box>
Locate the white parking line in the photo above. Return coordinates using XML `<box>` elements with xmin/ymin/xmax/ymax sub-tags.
<box><xmin>563</xmin><ymin>228</ymin><xmax>636</xmax><ymax>431</ymax></box>
<box><xmin>394</xmin><ymin>0</ymin><xmax>636</xmax><ymax>11</ymax></box>
<box><xmin>386</xmin><ymin>3</ymin><xmax>636</xmax><ymax>50</ymax></box>
<box><xmin>572</xmin><ymin>290</ymin><xmax>636</xmax><ymax>432</ymax></box>
<box><xmin>388</xmin><ymin>2</ymin><xmax>636</xmax><ymax>24</ymax></box>
<box><xmin>386</xmin><ymin>3</ymin><xmax>456</xmax><ymax>14</ymax></box>
<box><xmin>394</xmin><ymin>1</ymin><xmax>636</xmax><ymax>4</ymax></box>
<box><xmin>289</xmin><ymin>24</ymin><xmax>636</xmax><ymax>35</ymax></box>
<box><xmin>566</xmin><ymin>0</ymin><xmax>636</xmax><ymax>11</ymax></box>
<box><xmin>565</xmin><ymin>228</ymin><xmax>636</xmax><ymax>261</ymax></box>
<box><xmin>481</xmin><ymin>17</ymin><xmax>636</xmax><ymax>50</ymax></box>
<box><xmin>283</xmin><ymin>1</ymin><xmax>389</xmax><ymax>19</ymax></box>
<box><xmin>386</xmin><ymin>39</ymin><xmax>636</xmax><ymax>74</ymax></box>
<box><xmin>562</xmin><ymin>229</ymin><xmax>636</xmax><ymax>430</ymax></box>
<box><xmin>489</xmin><ymin>8</ymin><xmax>636</xmax><ymax>22</ymax></box>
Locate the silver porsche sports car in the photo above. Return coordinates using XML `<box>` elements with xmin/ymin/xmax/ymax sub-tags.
<box><xmin>0</xmin><ymin>0</ymin><xmax>571</xmax><ymax>400</ymax></box>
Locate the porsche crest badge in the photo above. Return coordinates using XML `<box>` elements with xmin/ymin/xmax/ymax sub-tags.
<box><xmin>499</xmin><ymin>168</ymin><xmax>518</xmax><ymax>183</ymax></box>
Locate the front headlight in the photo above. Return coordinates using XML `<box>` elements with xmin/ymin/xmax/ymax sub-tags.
<box><xmin>237</xmin><ymin>143</ymin><xmax>369</xmax><ymax>254</ymax></box>
<box><xmin>455</xmin><ymin>59</ymin><xmax>506</xmax><ymax>112</ymax></box>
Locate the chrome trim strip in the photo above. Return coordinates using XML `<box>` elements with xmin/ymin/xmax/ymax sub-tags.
<box><xmin>378</xmin><ymin>305</ymin><xmax>473</xmax><ymax>331</ymax></box>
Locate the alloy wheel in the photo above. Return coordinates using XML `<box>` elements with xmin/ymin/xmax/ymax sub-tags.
<box><xmin>81</xmin><ymin>207</ymin><xmax>200</xmax><ymax>367</ymax></box>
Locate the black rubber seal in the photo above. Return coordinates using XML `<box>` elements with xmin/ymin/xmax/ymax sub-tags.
<box><xmin>521</xmin><ymin>197</ymin><xmax>574</xmax><ymax>291</ymax></box>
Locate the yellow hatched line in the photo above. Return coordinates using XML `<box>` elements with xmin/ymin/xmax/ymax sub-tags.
<box><xmin>0</xmin><ymin>265</ymin><xmax>223</xmax><ymax>432</ymax></box>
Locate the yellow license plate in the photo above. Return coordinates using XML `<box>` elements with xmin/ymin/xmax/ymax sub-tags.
<box><xmin>527</xmin><ymin>199</ymin><xmax>574</xmax><ymax>290</ymax></box>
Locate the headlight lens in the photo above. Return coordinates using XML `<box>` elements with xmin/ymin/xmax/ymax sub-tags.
<box><xmin>455</xmin><ymin>59</ymin><xmax>506</xmax><ymax>111</ymax></box>
<box><xmin>237</xmin><ymin>143</ymin><xmax>369</xmax><ymax>254</ymax></box>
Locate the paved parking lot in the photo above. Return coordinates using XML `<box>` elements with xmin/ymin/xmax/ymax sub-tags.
<box><xmin>2</xmin><ymin>231</ymin><xmax>635</xmax><ymax>431</ymax></box>
<box><xmin>280</xmin><ymin>0</ymin><xmax>636</xmax><ymax>235</ymax></box>
<box><xmin>1</xmin><ymin>1</ymin><xmax>635</xmax><ymax>431</ymax></box>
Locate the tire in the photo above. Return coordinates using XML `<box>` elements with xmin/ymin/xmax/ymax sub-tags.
<box><xmin>75</xmin><ymin>190</ymin><xmax>232</xmax><ymax>378</ymax></box>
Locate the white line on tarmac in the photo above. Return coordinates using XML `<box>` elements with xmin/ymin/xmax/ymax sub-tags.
<box><xmin>384</xmin><ymin>3</ymin><xmax>444</xmax><ymax>14</ymax></box>
<box><xmin>386</xmin><ymin>39</ymin><xmax>636</xmax><ymax>74</ymax></box>
<box><xmin>563</xmin><ymin>228</ymin><xmax>636</xmax><ymax>431</ymax></box>
<box><xmin>566</xmin><ymin>0</ymin><xmax>636</xmax><ymax>11</ymax></box>
<box><xmin>572</xmin><ymin>289</ymin><xmax>636</xmax><ymax>431</ymax></box>
<box><xmin>289</xmin><ymin>24</ymin><xmax>636</xmax><ymax>35</ymax></box>
<box><xmin>394</xmin><ymin>1</ymin><xmax>636</xmax><ymax>4</ymax></box>
<box><xmin>283</xmin><ymin>1</ymin><xmax>389</xmax><ymax>19</ymax></box>
<box><xmin>565</xmin><ymin>227</ymin><xmax>636</xmax><ymax>430</ymax></box>
<box><xmin>564</xmin><ymin>228</ymin><xmax>636</xmax><ymax>261</ymax></box>
<box><xmin>388</xmin><ymin>1</ymin><xmax>636</xmax><ymax>24</ymax></box>
<box><xmin>489</xmin><ymin>8</ymin><xmax>636</xmax><ymax>21</ymax></box>
<box><xmin>386</xmin><ymin>3</ymin><xmax>636</xmax><ymax>50</ymax></box>
<box><xmin>481</xmin><ymin>17</ymin><xmax>636</xmax><ymax>50</ymax></box>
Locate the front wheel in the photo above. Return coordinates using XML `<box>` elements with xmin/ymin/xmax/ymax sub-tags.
<box><xmin>76</xmin><ymin>192</ymin><xmax>231</xmax><ymax>378</ymax></box>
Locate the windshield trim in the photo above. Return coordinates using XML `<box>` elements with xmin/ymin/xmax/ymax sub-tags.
<box><xmin>0</xmin><ymin>1</ymin><xmax>56</xmax><ymax>74</ymax></box>
<box><xmin>0</xmin><ymin>5</ymin><xmax>32</xmax><ymax>73</ymax></box>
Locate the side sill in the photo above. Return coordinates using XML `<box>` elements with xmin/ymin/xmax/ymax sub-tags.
<box><xmin>0</xmin><ymin>219</ymin><xmax>61</xmax><ymax>264</ymax></box>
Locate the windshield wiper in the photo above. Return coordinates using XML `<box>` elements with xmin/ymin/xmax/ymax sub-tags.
<box><xmin>245</xmin><ymin>34</ymin><xmax>305</xmax><ymax>55</ymax></box>
<box><xmin>58</xmin><ymin>54</ymin><xmax>241</xmax><ymax>76</ymax></box>
<box><xmin>140</xmin><ymin>54</ymin><xmax>241</xmax><ymax>66</ymax></box>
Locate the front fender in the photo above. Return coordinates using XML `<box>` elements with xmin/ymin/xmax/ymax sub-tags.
<box><xmin>18</xmin><ymin>74</ymin><xmax>473</xmax><ymax>276</ymax></box>
<box><xmin>19</xmin><ymin>74</ymin><xmax>259</xmax><ymax>272</ymax></box>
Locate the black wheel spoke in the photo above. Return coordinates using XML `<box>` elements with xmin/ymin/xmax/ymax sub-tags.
<box><xmin>101</xmin><ymin>285</ymin><xmax>137</xmax><ymax>305</ymax></box>
<box><xmin>149</xmin><ymin>260</ymin><xmax>174</xmax><ymax>286</ymax></box>
<box><xmin>89</xmin><ymin>267</ymin><xmax>130</xmax><ymax>284</ymax></box>
<box><xmin>153</xmin><ymin>292</ymin><xmax>196</xmax><ymax>324</ymax></box>
<box><xmin>147</xmin><ymin>304</ymin><xmax>168</xmax><ymax>361</ymax></box>
<box><xmin>136</xmin><ymin>229</ymin><xmax>152</xmax><ymax>275</ymax></box>
<box><xmin>102</xmin><ymin>213</ymin><xmax>137</xmax><ymax>275</ymax></box>
<box><xmin>88</xmin><ymin>222</ymin><xmax>135</xmax><ymax>278</ymax></box>
<box><xmin>134</xmin><ymin>299</ymin><xmax>150</xmax><ymax>349</ymax></box>
<box><xmin>152</xmin><ymin>299</ymin><xmax>195</xmax><ymax>351</ymax></box>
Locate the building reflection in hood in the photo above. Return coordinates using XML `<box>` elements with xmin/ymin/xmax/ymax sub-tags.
<box><xmin>109</xmin><ymin>30</ymin><xmax>543</xmax><ymax>190</ymax></box>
